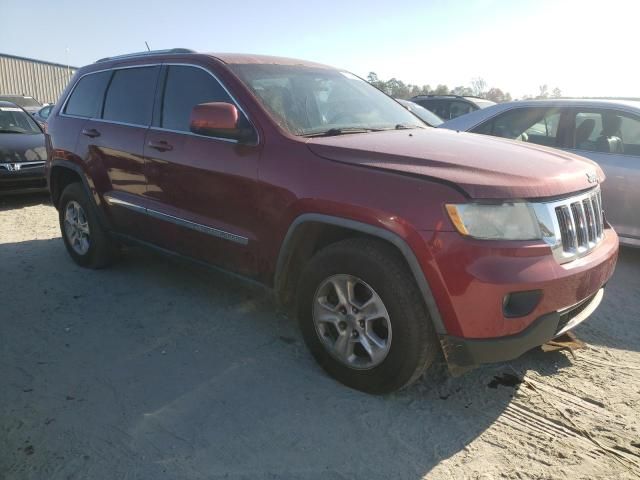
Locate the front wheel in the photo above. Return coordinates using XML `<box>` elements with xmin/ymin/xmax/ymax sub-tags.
<box><xmin>297</xmin><ymin>238</ymin><xmax>440</xmax><ymax>394</ymax></box>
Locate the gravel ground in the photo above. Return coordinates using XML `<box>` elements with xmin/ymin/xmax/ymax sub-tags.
<box><xmin>1</xmin><ymin>194</ymin><xmax>639</xmax><ymax>480</ymax></box>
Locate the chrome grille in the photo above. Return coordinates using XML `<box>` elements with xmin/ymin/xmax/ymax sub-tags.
<box><xmin>556</xmin><ymin>191</ymin><xmax>603</xmax><ymax>253</ymax></box>
<box><xmin>532</xmin><ymin>187</ymin><xmax>605</xmax><ymax>264</ymax></box>
<box><xmin>0</xmin><ymin>161</ymin><xmax>45</xmax><ymax>172</ymax></box>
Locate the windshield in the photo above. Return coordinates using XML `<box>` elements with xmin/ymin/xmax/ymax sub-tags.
<box><xmin>0</xmin><ymin>106</ymin><xmax>42</xmax><ymax>134</ymax></box>
<box><xmin>0</xmin><ymin>96</ymin><xmax>41</xmax><ymax>108</ymax></box>
<box><xmin>397</xmin><ymin>99</ymin><xmax>443</xmax><ymax>126</ymax></box>
<box><xmin>230</xmin><ymin>64</ymin><xmax>425</xmax><ymax>136</ymax></box>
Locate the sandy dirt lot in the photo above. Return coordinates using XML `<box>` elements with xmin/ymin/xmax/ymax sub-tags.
<box><xmin>1</xmin><ymin>195</ymin><xmax>639</xmax><ymax>480</ymax></box>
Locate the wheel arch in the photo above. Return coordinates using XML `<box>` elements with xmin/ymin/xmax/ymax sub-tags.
<box><xmin>48</xmin><ymin>159</ymin><xmax>112</xmax><ymax>231</ymax></box>
<box><xmin>49</xmin><ymin>160</ymin><xmax>91</xmax><ymax>206</ymax></box>
<box><xmin>274</xmin><ymin>213</ymin><xmax>446</xmax><ymax>334</ymax></box>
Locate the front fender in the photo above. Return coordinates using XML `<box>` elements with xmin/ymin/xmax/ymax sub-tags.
<box><xmin>274</xmin><ymin>212</ymin><xmax>447</xmax><ymax>335</ymax></box>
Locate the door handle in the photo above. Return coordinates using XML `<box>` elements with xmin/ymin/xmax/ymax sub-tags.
<box><xmin>81</xmin><ymin>128</ymin><xmax>100</xmax><ymax>138</ymax></box>
<box><xmin>147</xmin><ymin>140</ymin><xmax>173</xmax><ymax>152</ymax></box>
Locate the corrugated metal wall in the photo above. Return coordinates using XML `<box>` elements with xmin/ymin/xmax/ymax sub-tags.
<box><xmin>0</xmin><ymin>54</ymin><xmax>77</xmax><ymax>104</ymax></box>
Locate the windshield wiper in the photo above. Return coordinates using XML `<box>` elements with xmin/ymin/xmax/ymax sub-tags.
<box><xmin>394</xmin><ymin>123</ymin><xmax>421</xmax><ymax>130</ymax></box>
<box><xmin>0</xmin><ymin>129</ymin><xmax>26</xmax><ymax>134</ymax></box>
<box><xmin>301</xmin><ymin>127</ymin><xmax>383</xmax><ymax>138</ymax></box>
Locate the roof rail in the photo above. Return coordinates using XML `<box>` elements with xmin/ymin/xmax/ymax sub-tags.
<box><xmin>95</xmin><ymin>48</ymin><xmax>196</xmax><ymax>63</ymax></box>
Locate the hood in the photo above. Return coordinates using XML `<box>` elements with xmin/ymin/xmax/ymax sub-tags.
<box><xmin>0</xmin><ymin>133</ymin><xmax>46</xmax><ymax>163</ymax></box>
<box><xmin>306</xmin><ymin>128</ymin><xmax>604</xmax><ymax>200</ymax></box>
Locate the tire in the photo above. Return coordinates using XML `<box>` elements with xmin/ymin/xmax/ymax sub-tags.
<box><xmin>297</xmin><ymin>237</ymin><xmax>439</xmax><ymax>394</ymax></box>
<box><xmin>58</xmin><ymin>182</ymin><xmax>119</xmax><ymax>269</ymax></box>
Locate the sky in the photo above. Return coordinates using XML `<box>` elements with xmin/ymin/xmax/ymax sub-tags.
<box><xmin>2</xmin><ymin>0</ymin><xmax>639</xmax><ymax>99</ymax></box>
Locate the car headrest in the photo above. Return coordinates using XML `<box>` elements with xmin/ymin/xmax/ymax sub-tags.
<box><xmin>575</xmin><ymin>118</ymin><xmax>596</xmax><ymax>144</ymax></box>
<box><xmin>601</xmin><ymin>113</ymin><xmax>622</xmax><ymax>137</ymax></box>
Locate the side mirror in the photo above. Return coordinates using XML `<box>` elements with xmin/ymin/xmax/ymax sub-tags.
<box><xmin>189</xmin><ymin>102</ymin><xmax>253</xmax><ymax>142</ymax></box>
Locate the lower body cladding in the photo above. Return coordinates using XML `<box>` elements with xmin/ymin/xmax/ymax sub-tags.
<box><xmin>0</xmin><ymin>162</ymin><xmax>47</xmax><ymax>194</ymax></box>
<box><xmin>416</xmin><ymin>228</ymin><xmax>619</xmax><ymax>369</ymax></box>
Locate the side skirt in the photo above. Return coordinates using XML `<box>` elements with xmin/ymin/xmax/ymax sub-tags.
<box><xmin>111</xmin><ymin>232</ymin><xmax>269</xmax><ymax>291</ymax></box>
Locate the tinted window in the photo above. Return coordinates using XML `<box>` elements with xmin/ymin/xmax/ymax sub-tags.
<box><xmin>103</xmin><ymin>66</ymin><xmax>159</xmax><ymax>125</ymax></box>
<box><xmin>414</xmin><ymin>99</ymin><xmax>445</xmax><ymax>118</ymax></box>
<box><xmin>161</xmin><ymin>65</ymin><xmax>233</xmax><ymax>132</ymax></box>
<box><xmin>472</xmin><ymin>107</ymin><xmax>561</xmax><ymax>147</ymax></box>
<box><xmin>448</xmin><ymin>101</ymin><xmax>475</xmax><ymax>119</ymax></box>
<box><xmin>64</xmin><ymin>71</ymin><xmax>111</xmax><ymax>118</ymax></box>
<box><xmin>572</xmin><ymin>110</ymin><xmax>640</xmax><ymax>156</ymax></box>
<box><xmin>414</xmin><ymin>99</ymin><xmax>465</xmax><ymax>120</ymax></box>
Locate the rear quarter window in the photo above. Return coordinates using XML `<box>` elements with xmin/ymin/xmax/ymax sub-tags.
<box><xmin>64</xmin><ymin>71</ymin><xmax>112</xmax><ymax>118</ymax></box>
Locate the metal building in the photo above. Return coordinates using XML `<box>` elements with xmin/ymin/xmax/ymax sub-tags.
<box><xmin>0</xmin><ymin>53</ymin><xmax>77</xmax><ymax>104</ymax></box>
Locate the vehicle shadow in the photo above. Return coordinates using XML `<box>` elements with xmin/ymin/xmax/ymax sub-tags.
<box><xmin>0</xmin><ymin>192</ymin><xmax>50</xmax><ymax>212</ymax></box>
<box><xmin>0</xmin><ymin>237</ymin><xmax>604</xmax><ymax>479</ymax></box>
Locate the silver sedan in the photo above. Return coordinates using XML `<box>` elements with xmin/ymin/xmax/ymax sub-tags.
<box><xmin>441</xmin><ymin>99</ymin><xmax>640</xmax><ymax>247</ymax></box>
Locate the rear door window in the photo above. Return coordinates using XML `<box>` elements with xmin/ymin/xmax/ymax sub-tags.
<box><xmin>64</xmin><ymin>71</ymin><xmax>112</xmax><ymax>118</ymax></box>
<box><xmin>571</xmin><ymin>110</ymin><xmax>640</xmax><ymax>156</ymax></box>
<box><xmin>103</xmin><ymin>66</ymin><xmax>159</xmax><ymax>126</ymax></box>
<box><xmin>160</xmin><ymin>65</ymin><xmax>233</xmax><ymax>132</ymax></box>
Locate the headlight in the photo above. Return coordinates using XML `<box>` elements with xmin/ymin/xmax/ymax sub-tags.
<box><xmin>445</xmin><ymin>202</ymin><xmax>542</xmax><ymax>240</ymax></box>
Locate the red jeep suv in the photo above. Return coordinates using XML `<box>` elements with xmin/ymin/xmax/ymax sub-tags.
<box><xmin>45</xmin><ymin>49</ymin><xmax>618</xmax><ymax>393</ymax></box>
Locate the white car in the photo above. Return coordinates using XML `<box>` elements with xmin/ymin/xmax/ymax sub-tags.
<box><xmin>395</xmin><ymin>99</ymin><xmax>443</xmax><ymax>127</ymax></box>
<box><xmin>441</xmin><ymin>99</ymin><xmax>640</xmax><ymax>247</ymax></box>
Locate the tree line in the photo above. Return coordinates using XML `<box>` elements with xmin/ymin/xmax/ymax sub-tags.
<box><xmin>366</xmin><ymin>72</ymin><xmax>562</xmax><ymax>103</ymax></box>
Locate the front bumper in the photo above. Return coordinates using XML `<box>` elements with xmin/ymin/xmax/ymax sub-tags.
<box><xmin>417</xmin><ymin>227</ymin><xmax>618</xmax><ymax>338</ymax></box>
<box><xmin>411</xmin><ymin>226</ymin><xmax>618</xmax><ymax>368</ymax></box>
<box><xmin>440</xmin><ymin>288</ymin><xmax>604</xmax><ymax>367</ymax></box>
<box><xmin>0</xmin><ymin>164</ymin><xmax>47</xmax><ymax>194</ymax></box>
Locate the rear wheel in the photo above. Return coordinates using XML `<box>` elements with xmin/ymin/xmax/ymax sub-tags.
<box><xmin>58</xmin><ymin>182</ymin><xmax>118</xmax><ymax>268</ymax></box>
<box><xmin>297</xmin><ymin>238</ymin><xmax>439</xmax><ymax>394</ymax></box>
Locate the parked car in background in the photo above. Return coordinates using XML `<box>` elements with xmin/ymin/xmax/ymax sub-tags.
<box><xmin>0</xmin><ymin>101</ymin><xmax>47</xmax><ymax>194</ymax></box>
<box><xmin>442</xmin><ymin>99</ymin><xmax>640</xmax><ymax>247</ymax></box>
<box><xmin>410</xmin><ymin>94</ymin><xmax>495</xmax><ymax>120</ymax></box>
<box><xmin>396</xmin><ymin>99</ymin><xmax>443</xmax><ymax>126</ymax></box>
<box><xmin>46</xmin><ymin>50</ymin><xmax>617</xmax><ymax>393</ymax></box>
<box><xmin>0</xmin><ymin>95</ymin><xmax>43</xmax><ymax>115</ymax></box>
<box><xmin>32</xmin><ymin>104</ymin><xmax>54</xmax><ymax>126</ymax></box>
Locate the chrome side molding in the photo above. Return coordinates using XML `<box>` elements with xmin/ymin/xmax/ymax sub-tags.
<box><xmin>103</xmin><ymin>193</ymin><xmax>248</xmax><ymax>245</ymax></box>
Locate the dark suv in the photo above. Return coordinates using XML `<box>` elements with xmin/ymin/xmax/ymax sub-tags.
<box><xmin>46</xmin><ymin>49</ymin><xmax>618</xmax><ymax>393</ymax></box>
<box><xmin>410</xmin><ymin>95</ymin><xmax>495</xmax><ymax>120</ymax></box>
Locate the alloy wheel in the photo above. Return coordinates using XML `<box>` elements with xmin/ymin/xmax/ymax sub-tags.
<box><xmin>313</xmin><ymin>274</ymin><xmax>392</xmax><ymax>369</ymax></box>
<box><xmin>63</xmin><ymin>200</ymin><xmax>91</xmax><ymax>255</ymax></box>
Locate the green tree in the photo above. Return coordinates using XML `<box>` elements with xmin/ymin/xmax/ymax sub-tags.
<box><xmin>452</xmin><ymin>85</ymin><xmax>474</xmax><ymax>96</ymax></box>
<box><xmin>485</xmin><ymin>88</ymin><xmax>508</xmax><ymax>103</ymax></box>
<box><xmin>433</xmin><ymin>84</ymin><xmax>450</xmax><ymax>95</ymax></box>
